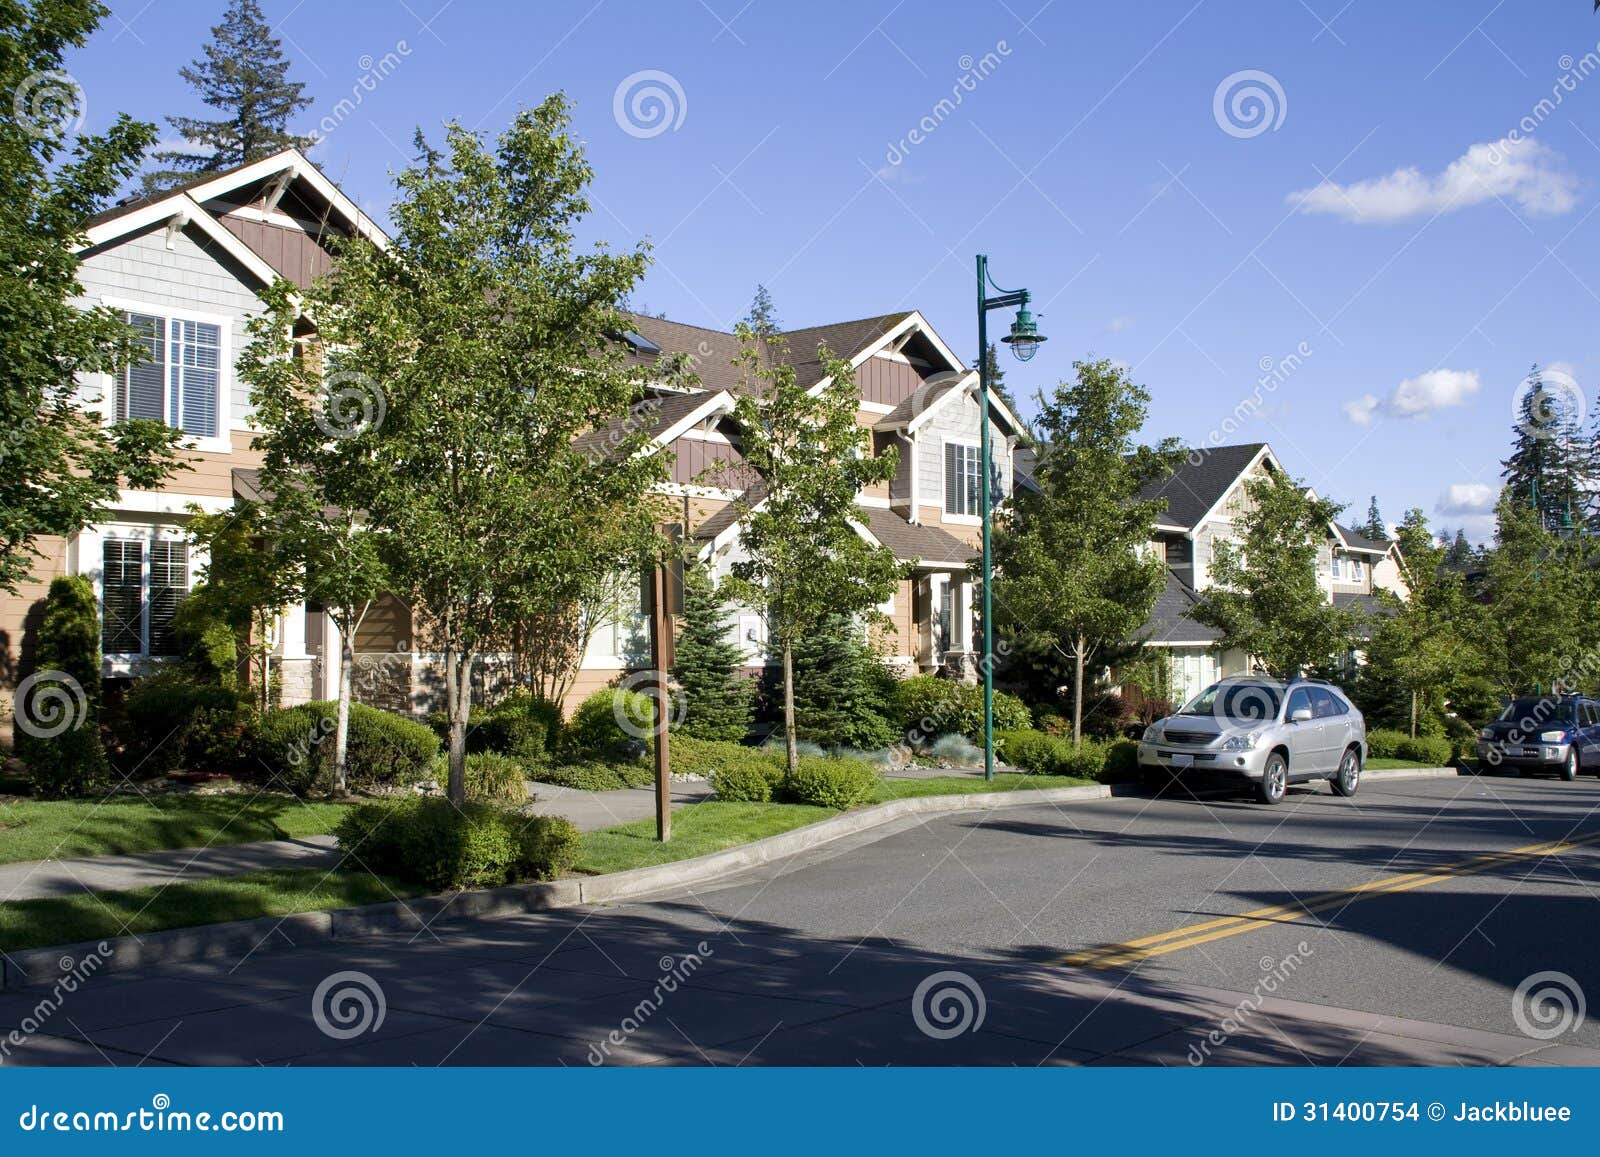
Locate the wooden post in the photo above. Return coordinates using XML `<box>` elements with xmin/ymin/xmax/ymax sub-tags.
<box><xmin>651</xmin><ymin>561</ymin><xmax>672</xmax><ymax>843</ymax></box>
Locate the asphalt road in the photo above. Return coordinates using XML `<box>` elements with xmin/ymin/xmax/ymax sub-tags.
<box><xmin>4</xmin><ymin>772</ymin><xmax>1599</xmax><ymax>1066</ymax></box>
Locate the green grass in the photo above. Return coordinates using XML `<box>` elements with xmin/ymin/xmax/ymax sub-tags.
<box><xmin>0</xmin><ymin>794</ymin><xmax>353</xmax><ymax>865</ymax></box>
<box><xmin>0</xmin><ymin>868</ymin><xmax>418</xmax><ymax>953</ymax></box>
<box><xmin>873</xmin><ymin>773</ymin><xmax>1097</xmax><ymax>800</ymax></box>
<box><xmin>575</xmin><ymin>801</ymin><xmax>833</xmax><ymax>875</ymax></box>
<box><xmin>1365</xmin><ymin>757</ymin><xmax>1438</xmax><ymax>770</ymax></box>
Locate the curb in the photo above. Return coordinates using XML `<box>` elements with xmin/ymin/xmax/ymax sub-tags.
<box><xmin>0</xmin><ymin>769</ymin><xmax>1456</xmax><ymax>990</ymax></box>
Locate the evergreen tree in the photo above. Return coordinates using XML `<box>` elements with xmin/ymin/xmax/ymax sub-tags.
<box><xmin>143</xmin><ymin>0</ymin><xmax>312</xmax><ymax>191</ymax></box>
<box><xmin>1361</xmin><ymin>495</ymin><xmax>1386</xmax><ymax>540</ymax></box>
<box><xmin>17</xmin><ymin>576</ymin><xmax>110</xmax><ymax>798</ymax></box>
<box><xmin>787</xmin><ymin>614</ymin><xmax>897</xmax><ymax>751</ymax></box>
<box><xmin>1486</xmin><ymin>490</ymin><xmax>1587</xmax><ymax>692</ymax></box>
<box><xmin>1503</xmin><ymin>364</ymin><xmax>1586</xmax><ymax>530</ymax></box>
<box><xmin>1444</xmin><ymin>528</ymin><xmax>1474</xmax><ymax>568</ymax></box>
<box><xmin>671</xmin><ymin>564</ymin><xmax>752</xmax><ymax>741</ymax></box>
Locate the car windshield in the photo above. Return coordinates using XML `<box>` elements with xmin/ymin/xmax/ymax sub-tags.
<box><xmin>1496</xmin><ymin>698</ymin><xmax>1576</xmax><ymax>726</ymax></box>
<box><xmin>1178</xmin><ymin>682</ymin><xmax>1283</xmax><ymax>722</ymax></box>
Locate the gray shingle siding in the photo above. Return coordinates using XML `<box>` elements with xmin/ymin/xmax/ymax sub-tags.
<box><xmin>76</xmin><ymin>224</ymin><xmax>267</xmax><ymax>428</ymax></box>
<box><xmin>916</xmin><ymin>390</ymin><xmax>1011</xmax><ymax>512</ymax></box>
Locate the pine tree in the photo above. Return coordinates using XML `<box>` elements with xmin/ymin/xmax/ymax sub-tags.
<box><xmin>1361</xmin><ymin>495</ymin><xmax>1386</xmax><ymax>540</ymax></box>
<box><xmin>1503</xmin><ymin>364</ymin><xmax>1585</xmax><ymax>530</ymax></box>
<box><xmin>671</xmin><ymin>564</ymin><xmax>752</xmax><ymax>741</ymax></box>
<box><xmin>143</xmin><ymin>0</ymin><xmax>313</xmax><ymax>191</ymax></box>
<box><xmin>1445</xmin><ymin>529</ymin><xmax>1474</xmax><ymax>568</ymax></box>
<box><xmin>788</xmin><ymin>614</ymin><xmax>897</xmax><ymax>751</ymax></box>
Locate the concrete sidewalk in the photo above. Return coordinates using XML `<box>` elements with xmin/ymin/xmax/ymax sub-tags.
<box><xmin>0</xmin><ymin>779</ymin><xmax>716</xmax><ymax>904</ymax></box>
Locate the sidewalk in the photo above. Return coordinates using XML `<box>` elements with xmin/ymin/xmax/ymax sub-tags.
<box><xmin>0</xmin><ymin>779</ymin><xmax>715</xmax><ymax>904</ymax></box>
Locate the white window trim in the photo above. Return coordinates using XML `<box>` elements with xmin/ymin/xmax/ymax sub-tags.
<box><xmin>82</xmin><ymin>521</ymin><xmax>199</xmax><ymax>672</ymax></box>
<box><xmin>97</xmin><ymin>295</ymin><xmax>233</xmax><ymax>454</ymax></box>
<box><xmin>940</xmin><ymin>435</ymin><xmax>983</xmax><ymax>525</ymax></box>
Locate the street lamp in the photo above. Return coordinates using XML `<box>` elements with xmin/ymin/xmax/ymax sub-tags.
<box><xmin>976</xmin><ymin>254</ymin><xmax>1046</xmax><ymax>781</ymax></box>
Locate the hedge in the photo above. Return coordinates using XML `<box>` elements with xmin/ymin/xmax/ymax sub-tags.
<box><xmin>251</xmin><ymin>701</ymin><xmax>439</xmax><ymax>795</ymax></box>
<box><xmin>118</xmin><ymin>672</ymin><xmax>252</xmax><ymax>778</ymax></box>
<box><xmin>566</xmin><ymin>687</ymin><xmax>654</xmax><ymax>761</ymax></box>
<box><xmin>891</xmin><ymin>675</ymin><xmax>1030</xmax><ymax>744</ymax></box>
<box><xmin>526</xmin><ymin>760</ymin><xmax>653</xmax><ymax>793</ymax></box>
<box><xmin>335</xmin><ymin>798</ymin><xmax>579</xmax><ymax>890</ymax></box>
<box><xmin>1392</xmin><ymin>735</ymin><xmax>1453</xmax><ymax>767</ymax></box>
<box><xmin>779</xmin><ymin>756</ymin><xmax>880</xmax><ymax>809</ymax></box>
<box><xmin>996</xmin><ymin>727</ymin><xmax>1133</xmax><ymax>783</ymax></box>
<box><xmin>427</xmin><ymin>688</ymin><xmax>560</xmax><ymax>762</ymax></box>
<box><xmin>1365</xmin><ymin>729</ymin><xmax>1407</xmax><ymax>759</ymax></box>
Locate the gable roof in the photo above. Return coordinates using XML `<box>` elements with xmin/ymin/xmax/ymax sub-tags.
<box><xmin>1331</xmin><ymin>522</ymin><xmax>1391</xmax><ymax>555</ymax></box>
<box><xmin>782</xmin><ymin>313</ymin><xmax>914</xmax><ymax>388</ymax></box>
<box><xmin>571</xmin><ymin>389</ymin><xmax>735</xmax><ymax>462</ymax></box>
<box><xmin>859</xmin><ymin>507</ymin><xmax>976</xmax><ymax>567</ymax></box>
<box><xmin>1144</xmin><ymin>569</ymin><xmax>1221</xmax><ymax>645</ymax></box>
<box><xmin>1139</xmin><ymin>443</ymin><xmax>1270</xmax><ymax>531</ymax></box>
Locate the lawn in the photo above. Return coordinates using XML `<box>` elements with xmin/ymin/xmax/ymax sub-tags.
<box><xmin>0</xmin><ymin>867</ymin><xmax>418</xmax><ymax>953</ymax></box>
<box><xmin>575</xmin><ymin>801</ymin><xmax>833</xmax><ymax>875</ymax></box>
<box><xmin>873</xmin><ymin>773</ymin><xmax>1097</xmax><ymax>800</ymax></box>
<box><xmin>0</xmin><ymin>794</ymin><xmax>353</xmax><ymax>865</ymax></box>
<box><xmin>1366</xmin><ymin>757</ymin><xmax>1444</xmax><ymax>770</ymax></box>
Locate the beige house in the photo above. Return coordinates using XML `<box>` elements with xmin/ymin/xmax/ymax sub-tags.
<box><xmin>1</xmin><ymin>147</ymin><xmax>1026</xmax><ymax>730</ymax></box>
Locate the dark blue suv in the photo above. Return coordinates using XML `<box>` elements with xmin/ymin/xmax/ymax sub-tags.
<box><xmin>1476</xmin><ymin>695</ymin><xmax>1600</xmax><ymax>780</ymax></box>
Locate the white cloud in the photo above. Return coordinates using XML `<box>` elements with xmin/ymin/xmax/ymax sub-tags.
<box><xmin>1342</xmin><ymin>369</ymin><xmax>1480</xmax><ymax>426</ymax></box>
<box><xmin>1437</xmin><ymin>483</ymin><xmax>1497</xmax><ymax>517</ymax></box>
<box><xmin>1102</xmin><ymin>315</ymin><xmax>1135</xmax><ymax>334</ymax></box>
<box><xmin>1290</xmin><ymin>137</ymin><xmax>1579</xmax><ymax>224</ymax></box>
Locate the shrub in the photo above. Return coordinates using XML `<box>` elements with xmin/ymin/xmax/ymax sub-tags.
<box><xmin>1364</xmin><ymin>728</ymin><xmax>1406</xmax><ymax>759</ymax></box>
<box><xmin>1393</xmin><ymin>735</ymin><xmax>1453</xmax><ymax>766</ymax></box>
<box><xmin>1053</xmin><ymin>740</ymin><xmax>1107</xmax><ymax>780</ymax></box>
<box><xmin>928</xmin><ymin>733</ymin><xmax>983</xmax><ymax>768</ymax></box>
<box><xmin>118</xmin><ymin>671</ymin><xmax>251</xmax><ymax>778</ymax></box>
<box><xmin>997</xmin><ymin>727</ymin><xmax>1058</xmax><ymax>774</ymax></box>
<box><xmin>890</xmin><ymin>675</ymin><xmax>1030</xmax><ymax>744</ymax></box>
<box><xmin>336</xmin><ymin>798</ymin><xmax>580</xmax><ymax>890</ymax></box>
<box><xmin>426</xmin><ymin>690</ymin><xmax>558</xmax><ymax>762</ymax></box>
<box><xmin>251</xmin><ymin>701</ymin><xmax>438</xmax><ymax>794</ymax></box>
<box><xmin>670</xmin><ymin>735</ymin><xmax>782</xmax><ymax>781</ymax></box>
<box><xmin>710</xmin><ymin>761</ymin><xmax>782</xmax><ymax>802</ymax></box>
<box><xmin>779</xmin><ymin>755</ymin><xmax>879</xmax><ymax>809</ymax></box>
<box><xmin>170</xmin><ymin>587</ymin><xmax>238</xmax><ymax>688</ymax></box>
<box><xmin>1101</xmin><ymin>739</ymin><xmax>1141</xmax><ymax>783</ymax></box>
<box><xmin>461</xmin><ymin>752</ymin><xmax>530</xmax><ymax>804</ymax></box>
<box><xmin>527</xmin><ymin>760</ymin><xmax>653</xmax><ymax>793</ymax></box>
<box><xmin>567</xmin><ymin>687</ymin><xmax>654</xmax><ymax>761</ymax></box>
<box><xmin>18</xmin><ymin>576</ymin><xmax>109</xmax><ymax>799</ymax></box>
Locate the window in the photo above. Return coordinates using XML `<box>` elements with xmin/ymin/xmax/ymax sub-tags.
<box><xmin>101</xmin><ymin>538</ymin><xmax>189</xmax><ymax>656</ymax></box>
<box><xmin>944</xmin><ymin>442</ymin><xmax>980</xmax><ymax>517</ymax></box>
<box><xmin>1349</xmin><ymin>557</ymin><xmax>1365</xmax><ymax>581</ymax></box>
<box><xmin>1286</xmin><ymin>688</ymin><xmax>1313</xmax><ymax>719</ymax></box>
<box><xmin>934</xmin><ymin>578</ymin><xmax>953</xmax><ymax>656</ymax></box>
<box><xmin>118</xmin><ymin>311</ymin><xmax>221</xmax><ymax>438</ymax></box>
<box><xmin>1310</xmin><ymin>687</ymin><xmax>1346</xmax><ymax>718</ymax></box>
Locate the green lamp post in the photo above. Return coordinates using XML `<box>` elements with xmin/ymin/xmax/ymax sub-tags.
<box><xmin>976</xmin><ymin>254</ymin><xmax>1046</xmax><ymax>780</ymax></box>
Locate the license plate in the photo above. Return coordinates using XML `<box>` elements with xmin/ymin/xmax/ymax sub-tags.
<box><xmin>1163</xmin><ymin>752</ymin><xmax>1194</xmax><ymax>769</ymax></box>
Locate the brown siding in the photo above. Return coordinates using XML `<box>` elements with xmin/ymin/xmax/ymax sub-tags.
<box><xmin>670</xmin><ymin>438</ymin><xmax>750</xmax><ymax>489</ymax></box>
<box><xmin>857</xmin><ymin>355</ymin><xmax>929</xmax><ymax>408</ymax></box>
<box><xmin>218</xmin><ymin>215</ymin><xmax>334</xmax><ymax>290</ymax></box>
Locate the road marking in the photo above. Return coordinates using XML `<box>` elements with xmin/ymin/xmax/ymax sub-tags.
<box><xmin>1061</xmin><ymin>830</ymin><xmax>1600</xmax><ymax>970</ymax></box>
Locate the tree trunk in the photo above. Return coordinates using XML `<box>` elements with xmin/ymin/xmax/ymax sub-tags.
<box><xmin>1410</xmin><ymin>689</ymin><xmax>1418</xmax><ymax>740</ymax></box>
<box><xmin>782</xmin><ymin>636</ymin><xmax>798</xmax><ymax>776</ymax></box>
<box><xmin>334</xmin><ymin>630</ymin><xmax>354</xmax><ymax>796</ymax></box>
<box><xmin>445</xmin><ymin>647</ymin><xmax>472</xmax><ymax>805</ymax></box>
<box><xmin>1072</xmin><ymin>634</ymin><xmax>1086</xmax><ymax>747</ymax></box>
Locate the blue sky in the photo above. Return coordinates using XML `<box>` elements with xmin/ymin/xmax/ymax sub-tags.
<box><xmin>68</xmin><ymin>0</ymin><xmax>1600</xmax><ymax>540</ymax></box>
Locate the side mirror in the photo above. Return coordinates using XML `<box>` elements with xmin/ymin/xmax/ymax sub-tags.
<box><xmin>1290</xmin><ymin>707</ymin><xmax>1313</xmax><ymax>723</ymax></box>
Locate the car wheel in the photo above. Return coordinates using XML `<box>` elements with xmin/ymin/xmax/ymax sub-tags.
<box><xmin>1330</xmin><ymin>747</ymin><xmax>1360</xmax><ymax>797</ymax></box>
<box><xmin>1561</xmin><ymin>748</ymin><xmax>1579</xmax><ymax>782</ymax></box>
<box><xmin>1256</xmin><ymin>754</ymin><xmax>1288</xmax><ymax>805</ymax></box>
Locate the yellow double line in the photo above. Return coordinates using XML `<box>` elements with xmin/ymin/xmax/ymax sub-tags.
<box><xmin>1061</xmin><ymin>830</ymin><xmax>1600</xmax><ymax>970</ymax></box>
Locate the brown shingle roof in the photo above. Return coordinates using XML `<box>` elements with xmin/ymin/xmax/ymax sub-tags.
<box><xmin>860</xmin><ymin>507</ymin><xmax>975</xmax><ymax>566</ymax></box>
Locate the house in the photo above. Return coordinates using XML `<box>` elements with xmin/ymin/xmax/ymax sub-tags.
<box><xmin>0</xmin><ymin>146</ymin><xmax>1025</xmax><ymax>731</ymax></box>
<box><xmin>1137</xmin><ymin>443</ymin><xmax>1409</xmax><ymax>703</ymax></box>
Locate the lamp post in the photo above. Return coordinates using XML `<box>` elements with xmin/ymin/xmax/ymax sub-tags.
<box><xmin>976</xmin><ymin>254</ymin><xmax>1045</xmax><ymax>781</ymax></box>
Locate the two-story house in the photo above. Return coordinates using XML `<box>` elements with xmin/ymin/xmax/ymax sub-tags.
<box><xmin>1138</xmin><ymin>442</ymin><xmax>1409</xmax><ymax>703</ymax></box>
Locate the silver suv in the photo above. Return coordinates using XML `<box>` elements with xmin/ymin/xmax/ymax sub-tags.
<box><xmin>1137</xmin><ymin>677</ymin><xmax>1367</xmax><ymax>804</ymax></box>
